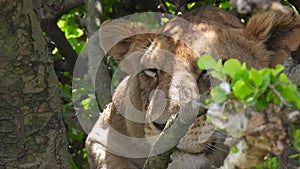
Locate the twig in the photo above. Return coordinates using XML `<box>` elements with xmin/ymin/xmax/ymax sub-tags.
<box><xmin>268</xmin><ymin>84</ymin><xmax>287</xmax><ymax>105</ymax></box>
<box><xmin>41</xmin><ymin>20</ymin><xmax>78</xmax><ymax>73</ymax></box>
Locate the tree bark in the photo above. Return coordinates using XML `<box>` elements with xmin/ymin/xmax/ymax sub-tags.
<box><xmin>34</xmin><ymin>0</ymin><xmax>84</xmax><ymax>74</ymax></box>
<box><xmin>0</xmin><ymin>0</ymin><xmax>70</xmax><ymax>168</ymax></box>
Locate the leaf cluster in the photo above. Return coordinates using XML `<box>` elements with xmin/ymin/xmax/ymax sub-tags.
<box><xmin>198</xmin><ymin>54</ymin><xmax>300</xmax><ymax>111</ymax></box>
<box><xmin>56</xmin><ymin>6</ymin><xmax>86</xmax><ymax>55</ymax></box>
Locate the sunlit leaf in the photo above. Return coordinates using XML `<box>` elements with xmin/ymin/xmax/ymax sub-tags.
<box><xmin>292</xmin><ymin>125</ymin><xmax>300</xmax><ymax>150</ymax></box>
<box><xmin>224</xmin><ymin>59</ymin><xmax>242</xmax><ymax>78</ymax></box>
<box><xmin>274</xmin><ymin>64</ymin><xmax>284</xmax><ymax>75</ymax></box>
<box><xmin>231</xmin><ymin>69</ymin><xmax>249</xmax><ymax>87</ymax></box>
<box><xmin>198</xmin><ymin>54</ymin><xmax>217</xmax><ymax>70</ymax></box>
<box><xmin>187</xmin><ymin>2</ymin><xmax>196</xmax><ymax>9</ymax></box>
<box><xmin>211</xmin><ymin>60</ymin><xmax>226</xmax><ymax>81</ymax></box>
<box><xmin>249</xmin><ymin>69</ymin><xmax>262</xmax><ymax>87</ymax></box>
<box><xmin>279</xmin><ymin>73</ymin><xmax>290</xmax><ymax>83</ymax></box>
<box><xmin>254</xmin><ymin>97</ymin><xmax>267</xmax><ymax>111</ymax></box>
<box><xmin>211</xmin><ymin>86</ymin><xmax>227</xmax><ymax>103</ymax></box>
<box><xmin>230</xmin><ymin>145</ymin><xmax>238</xmax><ymax>153</ymax></box>
<box><xmin>233</xmin><ymin>80</ymin><xmax>253</xmax><ymax>100</ymax></box>
<box><xmin>219</xmin><ymin>1</ymin><xmax>231</xmax><ymax>9</ymax></box>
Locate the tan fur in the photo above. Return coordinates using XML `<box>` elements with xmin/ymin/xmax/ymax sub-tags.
<box><xmin>86</xmin><ymin>6</ymin><xmax>300</xmax><ymax>169</ymax></box>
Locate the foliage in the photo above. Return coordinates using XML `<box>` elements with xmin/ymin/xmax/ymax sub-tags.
<box><xmin>198</xmin><ymin>55</ymin><xmax>300</xmax><ymax>111</ymax></box>
<box><xmin>54</xmin><ymin>6</ymin><xmax>86</xmax><ymax>56</ymax></box>
<box><xmin>255</xmin><ymin>157</ymin><xmax>280</xmax><ymax>169</ymax></box>
<box><xmin>198</xmin><ymin>54</ymin><xmax>300</xmax><ymax>167</ymax></box>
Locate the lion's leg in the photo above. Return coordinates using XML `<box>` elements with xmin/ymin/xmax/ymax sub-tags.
<box><xmin>86</xmin><ymin>136</ymin><xmax>138</xmax><ymax>169</ymax></box>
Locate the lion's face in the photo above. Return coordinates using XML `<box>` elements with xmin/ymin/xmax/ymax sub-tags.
<box><xmin>100</xmin><ymin>5</ymin><xmax>300</xmax><ymax>151</ymax></box>
<box><xmin>85</xmin><ymin>6</ymin><xmax>300</xmax><ymax>169</ymax></box>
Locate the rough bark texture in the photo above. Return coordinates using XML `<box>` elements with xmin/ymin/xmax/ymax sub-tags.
<box><xmin>34</xmin><ymin>0</ymin><xmax>84</xmax><ymax>74</ymax></box>
<box><xmin>0</xmin><ymin>0</ymin><xmax>70</xmax><ymax>168</ymax></box>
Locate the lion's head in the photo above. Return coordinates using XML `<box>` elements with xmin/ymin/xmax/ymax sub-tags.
<box><xmin>101</xmin><ymin>5</ymin><xmax>300</xmax><ymax>133</ymax></box>
<box><xmin>86</xmin><ymin>6</ymin><xmax>300</xmax><ymax>169</ymax></box>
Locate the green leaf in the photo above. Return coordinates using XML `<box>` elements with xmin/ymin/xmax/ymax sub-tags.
<box><xmin>230</xmin><ymin>145</ymin><xmax>239</xmax><ymax>153</ymax></box>
<box><xmin>187</xmin><ymin>2</ymin><xmax>196</xmax><ymax>9</ymax></box>
<box><xmin>256</xmin><ymin>157</ymin><xmax>279</xmax><ymax>169</ymax></box>
<box><xmin>292</xmin><ymin>125</ymin><xmax>300</xmax><ymax>150</ymax></box>
<box><xmin>165</xmin><ymin>1</ymin><xmax>176</xmax><ymax>14</ymax></box>
<box><xmin>211</xmin><ymin>60</ymin><xmax>226</xmax><ymax>81</ymax></box>
<box><xmin>198</xmin><ymin>54</ymin><xmax>217</xmax><ymax>70</ymax></box>
<box><xmin>249</xmin><ymin>69</ymin><xmax>262</xmax><ymax>87</ymax></box>
<box><xmin>224</xmin><ymin>59</ymin><xmax>242</xmax><ymax>78</ymax></box>
<box><xmin>241</xmin><ymin>62</ymin><xmax>247</xmax><ymax>69</ymax></box>
<box><xmin>211</xmin><ymin>86</ymin><xmax>227</xmax><ymax>103</ymax></box>
<box><xmin>296</xmin><ymin>100</ymin><xmax>300</xmax><ymax>110</ymax></box>
<box><xmin>274</xmin><ymin>64</ymin><xmax>284</xmax><ymax>75</ymax></box>
<box><xmin>219</xmin><ymin>1</ymin><xmax>231</xmax><ymax>9</ymax></box>
<box><xmin>255</xmin><ymin>97</ymin><xmax>267</xmax><ymax>111</ymax></box>
<box><xmin>279</xmin><ymin>73</ymin><xmax>290</xmax><ymax>83</ymax></box>
<box><xmin>259</xmin><ymin>68</ymin><xmax>271</xmax><ymax>92</ymax></box>
<box><xmin>233</xmin><ymin>80</ymin><xmax>254</xmax><ymax>100</ymax></box>
<box><xmin>273</xmin><ymin>95</ymin><xmax>281</xmax><ymax>105</ymax></box>
<box><xmin>231</xmin><ymin>69</ymin><xmax>249</xmax><ymax>87</ymax></box>
<box><xmin>68</xmin><ymin>128</ymin><xmax>84</xmax><ymax>141</ymax></box>
<box><xmin>289</xmin><ymin>153</ymin><xmax>300</xmax><ymax>159</ymax></box>
<box><xmin>279</xmin><ymin>85</ymin><xmax>295</xmax><ymax>102</ymax></box>
<box><xmin>266</xmin><ymin>90</ymin><xmax>274</xmax><ymax>102</ymax></box>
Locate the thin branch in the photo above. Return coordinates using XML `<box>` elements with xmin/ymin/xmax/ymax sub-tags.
<box><xmin>33</xmin><ymin>0</ymin><xmax>84</xmax><ymax>21</ymax></box>
<box><xmin>41</xmin><ymin>19</ymin><xmax>77</xmax><ymax>73</ymax></box>
<box><xmin>268</xmin><ymin>84</ymin><xmax>287</xmax><ymax>105</ymax></box>
<box><xmin>34</xmin><ymin>0</ymin><xmax>85</xmax><ymax>74</ymax></box>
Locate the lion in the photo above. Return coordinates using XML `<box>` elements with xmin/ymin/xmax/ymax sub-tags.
<box><xmin>85</xmin><ymin>6</ymin><xmax>300</xmax><ymax>169</ymax></box>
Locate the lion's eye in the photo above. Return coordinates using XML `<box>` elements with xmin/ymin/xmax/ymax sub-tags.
<box><xmin>143</xmin><ymin>69</ymin><xmax>159</xmax><ymax>78</ymax></box>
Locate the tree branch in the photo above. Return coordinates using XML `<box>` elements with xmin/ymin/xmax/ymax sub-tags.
<box><xmin>33</xmin><ymin>0</ymin><xmax>84</xmax><ymax>21</ymax></box>
<box><xmin>41</xmin><ymin>19</ymin><xmax>77</xmax><ymax>73</ymax></box>
<box><xmin>34</xmin><ymin>0</ymin><xmax>85</xmax><ymax>74</ymax></box>
<box><xmin>268</xmin><ymin>84</ymin><xmax>287</xmax><ymax>105</ymax></box>
<box><xmin>143</xmin><ymin>95</ymin><xmax>208</xmax><ymax>169</ymax></box>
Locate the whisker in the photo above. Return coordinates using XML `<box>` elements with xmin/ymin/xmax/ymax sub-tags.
<box><xmin>214</xmin><ymin>130</ymin><xmax>227</xmax><ymax>135</ymax></box>
<box><xmin>202</xmin><ymin>143</ymin><xmax>216</xmax><ymax>153</ymax></box>
<box><xmin>202</xmin><ymin>142</ymin><xmax>229</xmax><ymax>154</ymax></box>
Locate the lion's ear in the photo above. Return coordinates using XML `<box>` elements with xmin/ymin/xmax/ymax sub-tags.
<box><xmin>245</xmin><ymin>8</ymin><xmax>300</xmax><ymax>67</ymax></box>
<box><xmin>99</xmin><ymin>20</ymin><xmax>153</xmax><ymax>73</ymax></box>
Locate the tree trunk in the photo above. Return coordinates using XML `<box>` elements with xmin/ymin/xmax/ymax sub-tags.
<box><xmin>0</xmin><ymin>0</ymin><xmax>70</xmax><ymax>168</ymax></box>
